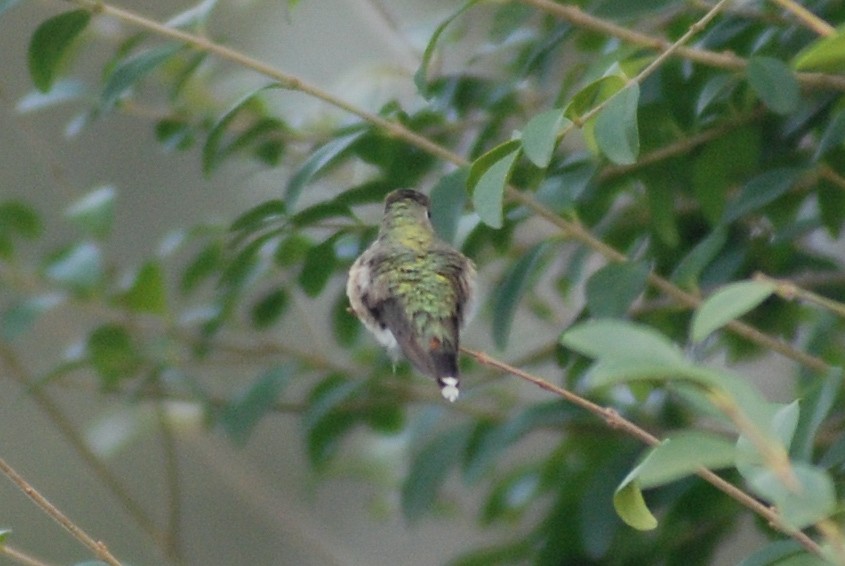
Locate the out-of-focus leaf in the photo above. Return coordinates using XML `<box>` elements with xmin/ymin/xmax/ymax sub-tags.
<box><xmin>670</xmin><ymin>227</ymin><xmax>728</xmax><ymax>289</ymax></box>
<box><xmin>470</xmin><ymin>142</ymin><xmax>520</xmax><ymax>229</ymax></box>
<box><xmin>166</xmin><ymin>0</ymin><xmax>218</xmax><ymax>29</ymax></box>
<box><xmin>595</xmin><ymin>83</ymin><xmax>640</xmax><ymax>164</ymax></box>
<box><xmin>250</xmin><ymin>287</ymin><xmax>289</xmax><ymax>329</ymax></box>
<box><xmin>813</xmin><ymin>109</ymin><xmax>845</xmax><ymax>161</ymax></box>
<box><xmin>492</xmin><ymin>242</ymin><xmax>548</xmax><ymax>349</ymax></box>
<box><xmin>521</xmin><ymin>109</ymin><xmax>569</xmax><ymax>168</ymax></box>
<box><xmin>87</xmin><ymin>324</ymin><xmax>140</xmax><ymax>388</ymax></box>
<box><xmin>1</xmin><ymin>294</ymin><xmax>64</xmax><ymax>341</ymax></box>
<box><xmin>121</xmin><ymin>261</ymin><xmax>168</xmax><ymax>315</ymax></box>
<box><xmin>0</xmin><ymin>200</ymin><xmax>42</xmax><ymax>243</ymax></box>
<box><xmin>44</xmin><ymin>242</ymin><xmax>103</xmax><ymax>293</ymax></box>
<box><xmin>561</xmin><ymin>319</ymin><xmax>686</xmax><ymax>367</ymax></box>
<box><xmin>738</xmin><ymin>541</ymin><xmax>811</xmax><ymax>566</ymax></box>
<box><xmin>297</xmin><ymin>237</ymin><xmax>338</xmax><ymax>297</ymax></box>
<box><xmin>563</xmin><ymin>74</ymin><xmax>625</xmax><ymax>122</ymax></box>
<box><xmin>721</xmin><ymin>168</ymin><xmax>802</xmax><ymax>224</ymax></box>
<box><xmin>401</xmin><ymin>423</ymin><xmax>474</xmax><ymax>522</ymax></box>
<box><xmin>646</xmin><ymin>181</ymin><xmax>678</xmax><ymax>247</ymax></box>
<box><xmin>332</xmin><ymin>291</ymin><xmax>358</xmax><ymax>346</ymax></box>
<box><xmin>181</xmin><ymin>241</ymin><xmax>223</xmax><ymax>294</ymax></box>
<box><xmin>585</xmin><ymin>261</ymin><xmax>649</xmax><ymax>318</ymax></box>
<box><xmin>429</xmin><ymin>169</ymin><xmax>468</xmax><ymax>244</ymax></box>
<box><xmin>696</xmin><ymin>74</ymin><xmax>738</xmax><ymax>116</ymax></box>
<box><xmin>65</xmin><ymin>186</ymin><xmax>115</xmax><ymax>239</ymax></box>
<box><xmin>414</xmin><ymin>0</ymin><xmax>483</xmax><ymax>96</ymax></box>
<box><xmin>746</xmin><ymin>57</ymin><xmax>799</xmax><ymax>115</ymax></box>
<box><xmin>155</xmin><ymin>118</ymin><xmax>194</xmax><ymax>151</ymax></box>
<box><xmin>793</xmin><ymin>27</ymin><xmax>845</xmax><ymax>72</ymax></box>
<box><xmin>690</xmin><ymin>280</ymin><xmax>775</xmax><ymax>342</ymax></box>
<box><xmin>792</xmin><ymin>369</ymin><xmax>842</xmax><ymax>461</ymax></box>
<box><xmin>289</xmin><ymin>201</ymin><xmax>352</xmax><ymax>227</ymax></box>
<box><xmin>16</xmin><ymin>79</ymin><xmax>86</xmax><ymax>113</ymax></box>
<box><xmin>219</xmin><ymin>365</ymin><xmax>292</xmax><ymax>446</ymax></box>
<box><xmin>481</xmin><ymin>467</ymin><xmax>541</xmax><ymax>525</ymax></box>
<box><xmin>633</xmin><ymin>430</ymin><xmax>736</xmax><ymax>488</ymax></box>
<box><xmin>230</xmin><ymin>200</ymin><xmax>287</xmax><ymax>233</ymax></box>
<box><xmin>818</xmin><ymin>178</ymin><xmax>845</xmax><ymax>238</ymax></box>
<box><xmin>302</xmin><ymin>375</ymin><xmax>362</xmax><ymax>468</ymax></box>
<box><xmin>743</xmin><ymin>462</ymin><xmax>835</xmax><ymax>530</ymax></box>
<box><xmin>286</xmin><ymin>128</ymin><xmax>367</xmax><ymax>205</ymax></box>
<box><xmin>28</xmin><ymin>10</ymin><xmax>91</xmax><ymax>92</ymax></box>
<box><xmin>101</xmin><ymin>44</ymin><xmax>183</xmax><ymax>109</ymax></box>
<box><xmin>202</xmin><ymin>84</ymin><xmax>283</xmax><ymax>174</ymax></box>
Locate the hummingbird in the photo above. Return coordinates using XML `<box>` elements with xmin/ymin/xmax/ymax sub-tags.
<box><xmin>346</xmin><ymin>189</ymin><xmax>477</xmax><ymax>402</ymax></box>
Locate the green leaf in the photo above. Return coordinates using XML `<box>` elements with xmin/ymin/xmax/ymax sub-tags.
<box><xmin>746</xmin><ymin>56</ymin><xmax>799</xmax><ymax>115</ymax></box>
<box><xmin>250</xmin><ymin>287</ymin><xmax>289</xmax><ymax>329</ymax></box>
<box><xmin>613</xmin><ymin>476</ymin><xmax>657</xmax><ymax>530</ymax></box>
<box><xmin>722</xmin><ymin>168</ymin><xmax>802</xmax><ymax>224</ymax></box>
<box><xmin>792</xmin><ymin>368</ymin><xmax>843</xmax><ymax>461</ymax></box>
<box><xmin>165</xmin><ymin>0</ymin><xmax>218</xmax><ymax>29</ymax></box>
<box><xmin>181</xmin><ymin>241</ymin><xmax>223</xmax><ymax>294</ymax></box>
<box><xmin>813</xmin><ymin>109</ymin><xmax>845</xmax><ymax>161</ymax></box>
<box><xmin>219</xmin><ymin>366</ymin><xmax>291</xmax><ymax>446</ymax></box>
<box><xmin>670</xmin><ymin>227</ymin><xmax>728</xmax><ymax>289</ymax></box>
<box><xmin>594</xmin><ymin>83</ymin><xmax>640</xmax><ymax>165</ymax></box>
<box><xmin>491</xmin><ymin>243</ymin><xmax>548</xmax><ymax>349</ymax></box>
<box><xmin>230</xmin><ymin>200</ymin><xmax>287</xmax><ymax>233</ymax></box>
<box><xmin>202</xmin><ymin>83</ymin><xmax>283</xmax><ymax>174</ymax></box>
<box><xmin>87</xmin><ymin>324</ymin><xmax>140</xmax><ymax>388</ymax></box>
<box><xmin>744</xmin><ymin>462</ymin><xmax>835</xmax><ymax>530</ymax></box>
<box><xmin>585</xmin><ymin>261</ymin><xmax>649</xmax><ymax>318</ymax></box>
<box><xmin>121</xmin><ymin>261</ymin><xmax>168</xmax><ymax>315</ymax></box>
<box><xmin>101</xmin><ymin>44</ymin><xmax>183</xmax><ymax>109</ymax></box>
<box><xmin>563</xmin><ymin>74</ymin><xmax>625</xmax><ymax>122</ymax></box>
<box><xmin>289</xmin><ymin>201</ymin><xmax>352</xmax><ymax>227</ymax></box>
<box><xmin>0</xmin><ymin>200</ymin><xmax>42</xmax><ymax>241</ymax></box>
<box><xmin>634</xmin><ymin>430</ymin><xmax>736</xmax><ymax>488</ymax></box>
<box><xmin>1</xmin><ymin>294</ymin><xmax>63</xmax><ymax>341</ymax></box>
<box><xmin>469</xmin><ymin>141</ymin><xmax>521</xmax><ymax>229</ymax></box>
<box><xmin>690</xmin><ymin>280</ymin><xmax>775</xmax><ymax>342</ymax></box>
<box><xmin>44</xmin><ymin>242</ymin><xmax>103</xmax><ymax>293</ymax></box>
<box><xmin>401</xmin><ymin>423</ymin><xmax>474</xmax><ymax>522</ymax></box>
<box><xmin>28</xmin><ymin>10</ymin><xmax>91</xmax><ymax>92</ymax></box>
<box><xmin>302</xmin><ymin>375</ymin><xmax>362</xmax><ymax>468</ymax></box>
<box><xmin>818</xmin><ymin>178</ymin><xmax>845</xmax><ymax>238</ymax></box>
<box><xmin>429</xmin><ymin>169</ymin><xmax>469</xmax><ymax>244</ymax></box>
<box><xmin>297</xmin><ymin>237</ymin><xmax>338</xmax><ymax>297</ymax></box>
<box><xmin>738</xmin><ymin>541</ymin><xmax>816</xmax><ymax>566</ymax></box>
<box><xmin>521</xmin><ymin>109</ymin><xmax>569</xmax><ymax>168</ymax></box>
<box><xmin>65</xmin><ymin>186</ymin><xmax>115</xmax><ymax>239</ymax></box>
<box><xmin>414</xmin><ymin>0</ymin><xmax>483</xmax><ymax>96</ymax></box>
<box><xmin>331</xmin><ymin>291</ymin><xmax>359</xmax><ymax>346</ymax></box>
<box><xmin>561</xmin><ymin>319</ymin><xmax>686</xmax><ymax>367</ymax></box>
<box><xmin>793</xmin><ymin>27</ymin><xmax>845</xmax><ymax>72</ymax></box>
<box><xmin>286</xmin><ymin>129</ymin><xmax>367</xmax><ymax>206</ymax></box>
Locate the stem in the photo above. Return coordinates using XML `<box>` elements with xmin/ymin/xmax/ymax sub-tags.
<box><xmin>0</xmin><ymin>457</ymin><xmax>123</xmax><ymax>566</ymax></box>
<box><xmin>771</xmin><ymin>0</ymin><xmax>836</xmax><ymax>36</ymax></box>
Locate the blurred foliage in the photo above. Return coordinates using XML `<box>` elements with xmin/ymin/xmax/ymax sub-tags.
<box><xmin>3</xmin><ymin>0</ymin><xmax>845</xmax><ymax>564</ymax></box>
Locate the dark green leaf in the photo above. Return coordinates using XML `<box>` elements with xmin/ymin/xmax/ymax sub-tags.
<box><xmin>28</xmin><ymin>10</ymin><xmax>91</xmax><ymax>92</ymax></box>
<box><xmin>203</xmin><ymin>84</ymin><xmax>283</xmax><ymax>174</ymax></box>
<box><xmin>670</xmin><ymin>227</ymin><xmax>728</xmax><ymax>289</ymax></box>
<box><xmin>471</xmin><ymin>146</ymin><xmax>520</xmax><ymax>229</ymax></box>
<box><xmin>585</xmin><ymin>261</ymin><xmax>649</xmax><ymax>318</ymax></box>
<box><xmin>230</xmin><ymin>200</ymin><xmax>287</xmax><ymax>233</ymax></box>
<box><xmin>746</xmin><ymin>56</ymin><xmax>799</xmax><ymax>115</ymax></box>
<box><xmin>813</xmin><ymin>109</ymin><xmax>845</xmax><ymax>161</ymax></box>
<box><xmin>401</xmin><ymin>423</ymin><xmax>474</xmax><ymax>522</ymax></box>
<box><xmin>429</xmin><ymin>169</ymin><xmax>469</xmax><ymax>244</ymax></box>
<box><xmin>791</xmin><ymin>368</ymin><xmax>842</xmax><ymax>461</ymax></box>
<box><xmin>44</xmin><ymin>242</ymin><xmax>103</xmax><ymax>293</ymax></box>
<box><xmin>521</xmin><ymin>109</ymin><xmax>568</xmax><ymax>168</ymax></box>
<box><xmin>250</xmin><ymin>288</ymin><xmax>289</xmax><ymax>329</ymax></box>
<box><xmin>414</xmin><ymin>0</ymin><xmax>483</xmax><ymax>96</ymax></box>
<box><xmin>563</xmin><ymin>74</ymin><xmax>625</xmax><ymax>122</ymax></box>
<box><xmin>285</xmin><ymin>129</ymin><xmax>367</xmax><ymax>206</ymax></box>
<box><xmin>101</xmin><ymin>44</ymin><xmax>183</xmax><ymax>109</ymax></box>
<box><xmin>121</xmin><ymin>261</ymin><xmax>168</xmax><ymax>315</ymax></box>
<box><xmin>646</xmin><ymin>181</ymin><xmax>678</xmax><ymax>247</ymax></box>
<box><xmin>289</xmin><ymin>201</ymin><xmax>352</xmax><ymax>227</ymax></box>
<box><xmin>155</xmin><ymin>118</ymin><xmax>194</xmax><ymax>151</ymax></box>
<box><xmin>181</xmin><ymin>241</ymin><xmax>223</xmax><ymax>294</ymax></box>
<box><xmin>220</xmin><ymin>366</ymin><xmax>292</xmax><ymax>446</ymax></box>
<box><xmin>0</xmin><ymin>201</ymin><xmax>41</xmax><ymax>240</ymax></box>
<box><xmin>690</xmin><ymin>280</ymin><xmax>775</xmax><ymax>342</ymax></box>
<box><xmin>297</xmin><ymin>237</ymin><xmax>338</xmax><ymax>297</ymax></box>
<box><xmin>492</xmin><ymin>243</ymin><xmax>548</xmax><ymax>349</ymax></box>
<box><xmin>87</xmin><ymin>324</ymin><xmax>140</xmax><ymax>388</ymax></box>
<box><xmin>722</xmin><ymin>168</ymin><xmax>802</xmax><ymax>224</ymax></box>
<box><xmin>65</xmin><ymin>186</ymin><xmax>115</xmax><ymax>239</ymax></box>
<box><xmin>331</xmin><ymin>291</ymin><xmax>359</xmax><ymax>346</ymax></box>
<box><xmin>595</xmin><ymin>84</ymin><xmax>640</xmax><ymax>165</ymax></box>
<box><xmin>481</xmin><ymin>467</ymin><xmax>541</xmax><ymax>525</ymax></box>
<box><xmin>818</xmin><ymin>178</ymin><xmax>845</xmax><ymax>238</ymax></box>
<box><xmin>696</xmin><ymin>74</ymin><xmax>739</xmax><ymax>116</ymax></box>
<box><xmin>302</xmin><ymin>375</ymin><xmax>362</xmax><ymax>468</ymax></box>
<box><xmin>793</xmin><ymin>27</ymin><xmax>845</xmax><ymax>72</ymax></box>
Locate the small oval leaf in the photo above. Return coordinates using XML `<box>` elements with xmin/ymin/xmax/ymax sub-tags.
<box><xmin>747</xmin><ymin>56</ymin><xmax>799</xmax><ymax>115</ymax></box>
<box><xmin>585</xmin><ymin>261</ymin><xmax>650</xmax><ymax>318</ymax></box>
<box><xmin>471</xmin><ymin>144</ymin><xmax>520</xmax><ymax>229</ymax></box>
<box><xmin>594</xmin><ymin>83</ymin><xmax>640</xmax><ymax>165</ymax></box>
<box><xmin>691</xmin><ymin>280</ymin><xmax>776</xmax><ymax>342</ymax></box>
<box><xmin>521</xmin><ymin>110</ymin><xmax>569</xmax><ymax>168</ymax></box>
<box><xmin>28</xmin><ymin>10</ymin><xmax>91</xmax><ymax>92</ymax></box>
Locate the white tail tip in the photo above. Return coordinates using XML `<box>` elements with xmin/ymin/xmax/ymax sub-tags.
<box><xmin>440</xmin><ymin>377</ymin><xmax>459</xmax><ymax>402</ymax></box>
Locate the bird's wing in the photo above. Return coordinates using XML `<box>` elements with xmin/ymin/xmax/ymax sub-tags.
<box><xmin>376</xmin><ymin>297</ymin><xmax>438</xmax><ymax>377</ymax></box>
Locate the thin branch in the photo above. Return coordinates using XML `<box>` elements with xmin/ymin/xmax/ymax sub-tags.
<box><xmin>0</xmin><ymin>346</ymin><xmax>166</xmax><ymax>552</ymax></box>
<box><xmin>0</xmin><ymin>544</ymin><xmax>54</xmax><ymax>566</ymax></box>
<box><xmin>461</xmin><ymin>346</ymin><xmax>826</xmax><ymax>558</ymax></box>
<box><xmin>771</xmin><ymin>0</ymin><xmax>836</xmax><ymax>36</ymax></box>
<box><xmin>154</xmin><ymin>401</ymin><xmax>184</xmax><ymax>565</ymax></box>
<box><xmin>755</xmin><ymin>272</ymin><xmax>845</xmax><ymax>320</ymax></box>
<box><xmin>0</xmin><ymin>456</ymin><xmax>123</xmax><ymax>566</ymax></box>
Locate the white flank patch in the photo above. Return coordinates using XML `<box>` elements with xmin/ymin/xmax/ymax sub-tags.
<box><xmin>440</xmin><ymin>377</ymin><xmax>459</xmax><ymax>402</ymax></box>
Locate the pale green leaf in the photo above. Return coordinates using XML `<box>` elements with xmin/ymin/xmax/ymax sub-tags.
<box><xmin>521</xmin><ymin>109</ymin><xmax>568</xmax><ymax>167</ymax></box>
<box><xmin>690</xmin><ymin>280</ymin><xmax>775</xmax><ymax>342</ymax></box>
<box><xmin>594</xmin><ymin>84</ymin><xmax>640</xmax><ymax>165</ymax></box>
<box><xmin>747</xmin><ymin>56</ymin><xmax>799</xmax><ymax>115</ymax></box>
<box><xmin>613</xmin><ymin>476</ymin><xmax>657</xmax><ymax>530</ymax></box>
<box><xmin>793</xmin><ymin>27</ymin><xmax>845</xmax><ymax>72</ymax></box>
<box><xmin>471</xmin><ymin>146</ymin><xmax>520</xmax><ymax>229</ymax></box>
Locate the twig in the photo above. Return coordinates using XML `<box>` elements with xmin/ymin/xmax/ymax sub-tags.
<box><xmin>771</xmin><ymin>0</ymin><xmax>836</xmax><ymax>36</ymax></box>
<box><xmin>154</xmin><ymin>401</ymin><xmax>184</xmax><ymax>565</ymax></box>
<box><xmin>0</xmin><ymin>544</ymin><xmax>54</xmax><ymax>566</ymax></box>
<box><xmin>755</xmin><ymin>272</ymin><xmax>845</xmax><ymax>320</ymax></box>
<box><xmin>461</xmin><ymin>346</ymin><xmax>825</xmax><ymax>558</ymax></box>
<box><xmin>0</xmin><ymin>457</ymin><xmax>123</xmax><ymax>566</ymax></box>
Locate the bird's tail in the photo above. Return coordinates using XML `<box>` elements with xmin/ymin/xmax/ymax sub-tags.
<box><xmin>432</xmin><ymin>350</ymin><xmax>460</xmax><ymax>402</ymax></box>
